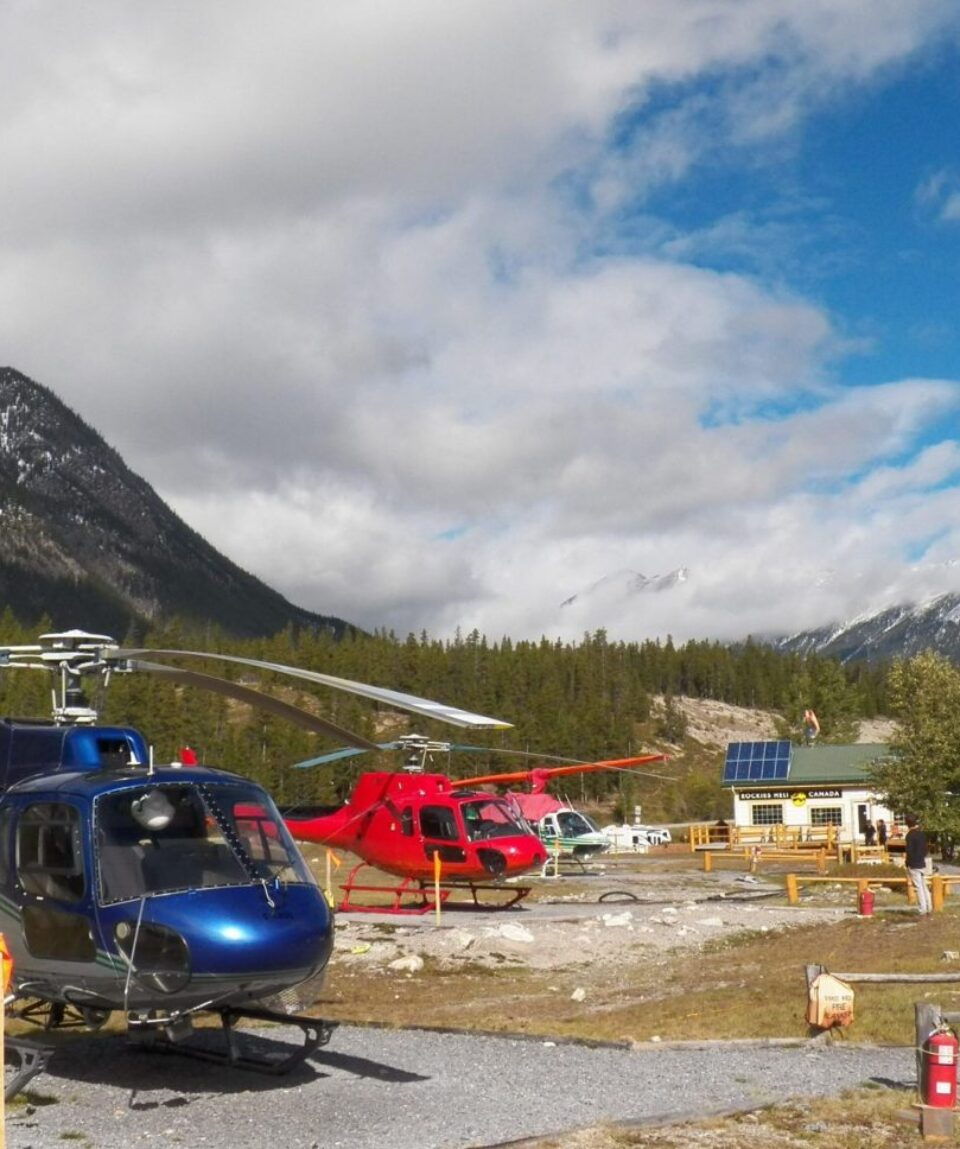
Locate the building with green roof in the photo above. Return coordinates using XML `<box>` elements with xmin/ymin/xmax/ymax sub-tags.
<box><xmin>720</xmin><ymin>741</ymin><xmax>896</xmax><ymax>842</ymax></box>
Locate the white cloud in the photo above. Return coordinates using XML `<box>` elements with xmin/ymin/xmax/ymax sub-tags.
<box><xmin>917</xmin><ymin>170</ymin><xmax>960</xmax><ymax>223</ymax></box>
<box><xmin>1</xmin><ymin>2</ymin><xmax>959</xmax><ymax>643</ymax></box>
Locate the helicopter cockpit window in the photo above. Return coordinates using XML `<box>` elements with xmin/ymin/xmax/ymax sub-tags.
<box><xmin>557</xmin><ymin>810</ymin><xmax>594</xmax><ymax>837</ymax></box>
<box><xmin>419</xmin><ymin>805</ymin><xmax>458</xmax><ymax>841</ymax></box>
<box><xmin>95</xmin><ymin>783</ymin><xmax>314</xmax><ymax>902</ymax></box>
<box><xmin>460</xmin><ymin>798</ymin><xmax>525</xmax><ymax>841</ymax></box>
<box><xmin>228</xmin><ymin>797</ymin><xmax>315</xmax><ymax>885</ymax></box>
<box><xmin>18</xmin><ymin>803</ymin><xmax>86</xmax><ymax>903</ymax></box>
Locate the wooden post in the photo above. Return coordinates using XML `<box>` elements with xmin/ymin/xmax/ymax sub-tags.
<box><xmin>324</xmin><ymin>849</ymin><xmax>340</xmax><ymax>908</ymax></box>
<box><xmin>433</xmin><ymin>850</ymin><xmax>442</xmax><ymax>926</ymax></box>
<box><xmin>702</xmin><ymin>849</ymin><xmax>712</xmax><ymax>873</ymax></box>
<box><xmin>786</xmin><ymin>873</ymin><xmax>798</xmax><ymax>905</ymax></box>
<box><xmin>816</xmin><ymin>849</ymin><xmax>826</xmax><ymax>875</ymax></box>
<box><xmin>932</xmin><ymin>874</ymin><xmax>945</xmax><ymax>914</ymax></box>
<box><xmin>906</xmin><ymin>877</ymin><xmax>916</xmax><ymax>905</ymax></box>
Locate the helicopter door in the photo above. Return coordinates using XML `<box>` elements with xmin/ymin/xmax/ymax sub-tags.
<box><xmin>541</xmin><ymin>814</ymin><xmax>559</xmax><ymax>837</ymax></box>
<box><xmin>418</xmin><ymin>804</ymin><xmax>466</xmax><ymax>864</ymax></box>
<box><xmin>16</xmin><ymin>802</ymin><xmax>96</xmax><ymax>962</ymax></box>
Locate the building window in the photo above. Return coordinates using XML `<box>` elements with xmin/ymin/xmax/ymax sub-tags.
<box><xmin>810</xmin><ymin>807</ymin><xmax>843</xmax><ymax>826</ymax></box>
<box><xmin>751</xmin><ymin>804</ymin><xmax>783</xmax><ymax>826</ymax></box>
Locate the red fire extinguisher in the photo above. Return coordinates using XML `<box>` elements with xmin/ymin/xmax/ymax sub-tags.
<box><xmin>923</xmin><ymin>1025</ymin><xmax>959</xmax><ymax>1108</ymax></box>
<box><xmin>858</xmin><ymin>888</ymin><xmax>874</xmax><ymax>917</ymax></box>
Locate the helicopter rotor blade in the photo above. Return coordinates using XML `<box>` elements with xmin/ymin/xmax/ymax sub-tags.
<box><xmin>107</xmin><ymin>648</ymin><xmax>513</xmax><ymax>730</ymax></box>
<box><xmin>450</xmin><ymin>745</ymin><xmax>585</xmax><ymax>765</ymax></box>
<box><xmin>290</xmin><ymin>741</ymin><xmax>585</xmax><ymax>770</ymax></box>
<box><xmin>126</xmin><ymin>660</ymin><xmax>381</xmax><ymax>749</ymax></box>
<box><xmin>449</xmin><ymin>754</ymin><xmax>671</xmax><ymax>790</ymax></box>
<box><xmin>292</xmin><ymin>742</ymin><xmax>403</xmax><ymax>769</ymax></box>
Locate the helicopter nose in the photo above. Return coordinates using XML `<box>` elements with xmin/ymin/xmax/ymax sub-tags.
<box><xmin>495</xmin><ymin>840</ymin><xmax>548</xmax><ymax>875</ymax></box>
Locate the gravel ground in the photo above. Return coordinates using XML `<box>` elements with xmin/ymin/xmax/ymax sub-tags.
<box><xmin>7</xmin><ymin>1024</ymin><xmax>915</xmax><ymax>1149</ymax></box>
<box><xmin>330</xmin><ymin>869</ymin><xmax>853</xmax><ymax>974</ymax></box>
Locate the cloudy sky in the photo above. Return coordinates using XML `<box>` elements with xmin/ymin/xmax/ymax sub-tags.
<box><xmin>3</xmin><ymin>2</ymin><xmax>960</xmax><ymax>644</ymax></box>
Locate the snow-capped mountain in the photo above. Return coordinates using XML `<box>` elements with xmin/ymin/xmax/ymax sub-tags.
<box><xmin>561</xmin><ymin>561</ymin><xmax>960</xmax><ymax>663</ymax></box>
<box><xmin>560</xmin><ymin>567</ymin><xmax>689</xmax><ymax>609</ymax></box>
<box><xmin>775</xmin><ymin>594</ymin><xmax>960</xmax><ymax>663</ymax></box>
<box><xmin>0</xmin><ymin>366</ymin><xmax>350</xmax><ymax>638</ymax></box>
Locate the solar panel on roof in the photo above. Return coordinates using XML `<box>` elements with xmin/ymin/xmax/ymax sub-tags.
<box><xmin>722</xmin><ymin>740</ymin><xmax>791</xmax><ymax>784</ymax></box>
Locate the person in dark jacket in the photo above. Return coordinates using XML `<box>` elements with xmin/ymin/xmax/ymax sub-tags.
<box><xmin>905</xmin><ymin>815</ymin><xmax>931</xmax><ymax>914</ymax></box>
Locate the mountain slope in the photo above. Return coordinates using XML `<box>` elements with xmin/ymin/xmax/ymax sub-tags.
<box><xmin>0</xmin><ymin>367</ymin><xmax>351</xmax><ymax>639</ymax></box>
<box><xmin>775</xmin><ymin>594</ymin><xmax>960</xmax><ymax>663</ymax></box>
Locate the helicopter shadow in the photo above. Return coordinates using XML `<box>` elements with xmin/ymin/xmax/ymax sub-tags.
<box><xmin>17</xmin><ymin>1026</ymin><xmax>428</xmax><ymax>1108</ymax></box>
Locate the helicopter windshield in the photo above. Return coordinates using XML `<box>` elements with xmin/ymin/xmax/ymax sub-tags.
<box><xmin>459</xmin><ymin>797</ymin><xmax>528</xmax><ymax>841</ymax></box>
<box><xmin>95</xmin><ymin>781</ymin><xmax>315</xmax><ymax>902</ymax></box>
<box><xmin>555</xmin><ymin>810</ymin><xmax>601</xmax><ymax>837</ymax></box>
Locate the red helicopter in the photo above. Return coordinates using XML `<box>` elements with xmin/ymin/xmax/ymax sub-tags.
<box><xmin>283</xmin><ymin>735</ymin><xmax>668</xmax><ymax>911</ymax></box>
<box><xmin>86</xmin><ymin>646</ymin><xmax>668</xmax><ymax>912</ymax></box>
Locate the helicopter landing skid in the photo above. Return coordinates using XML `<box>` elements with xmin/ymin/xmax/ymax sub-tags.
<box><xmin>127</xmin><ymin>1006</ymin><xmax>335</xmax><ymax>1075</ymax></box>
<box><xmin>4</xmin><ymin>1037</ymin><xmax>56</xmax><ymax>1100</ymax></box>
<box><xmin>338</xmin><ymin>865</ymin><xmax>532</xmax><ymax>913</ymax></box>
<box><xmin>11</xmin><ymin>997</ymin><xmax>111</xmax><ymax>1031</ymax></box>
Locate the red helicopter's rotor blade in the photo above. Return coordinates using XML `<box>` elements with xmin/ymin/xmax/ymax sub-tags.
<box><xmin>450</xmin><ymin>753</ymin><xmax>669</xmax><ymax>789</ymax></box>
<box><xmin>451</xmin><ymin>745</ymin><xmax>585</xmax><ymax>764</ymax></box>
<box><xmin>127</xmin><ymin>660</ymin><xmax>381</xmax><ymax>749</ymax></box>
<box><xmin>107</xmin><ymin>648</ymin><xmax>512</xmax><ymax>730</ymax></box>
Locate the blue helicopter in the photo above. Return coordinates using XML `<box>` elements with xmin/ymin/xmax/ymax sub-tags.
<box><xmin>0</xmin><ymin>629</ymin><xmax>511</xmax><ymax>1095</ymax></box>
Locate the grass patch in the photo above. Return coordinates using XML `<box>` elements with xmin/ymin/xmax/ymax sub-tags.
<box><xmin>323</xmin><ymin>905</ymin><xmax>960</xmax><ymax>1046</ymax></box>
<box><xmin>525</xmin><ymin>1085</ymin><xmax>920</xmax><ymax>1147</ymax></box>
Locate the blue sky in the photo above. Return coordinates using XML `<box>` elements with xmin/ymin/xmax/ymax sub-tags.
<box><xmin>2</xmin><ymin>3</ymin><xmax>960</xmax><ymax>642</ymax></box>
<box><xmin>617</xmin><ymin>43</ymin><xmax>960</xmax><ymax>387</ymax></box>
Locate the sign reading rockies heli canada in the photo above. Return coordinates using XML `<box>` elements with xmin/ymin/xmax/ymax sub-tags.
<box><xmin>737</xmin><ymin>788</ymin><xmax>843</xmax><ymax>802</ymax></box>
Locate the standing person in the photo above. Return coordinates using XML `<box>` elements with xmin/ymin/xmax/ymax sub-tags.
<box><xmin>905</xmin><ymin>815</ymin><xmax>931</xmax><ymax>915</ymax></box>
<box><xmin>803</xmin><ymin>709</ymin><xmax>820</xmax><ymax>745</ymax></box>
<box><xmin>864</xmin><ymin>819</ymin><xmax>877</xmax><ymax>847</ymax></box>
<box><xmin>877</xmin><ymin>819</ymin><xmax>888</xmax><ymax>848</ymax></box>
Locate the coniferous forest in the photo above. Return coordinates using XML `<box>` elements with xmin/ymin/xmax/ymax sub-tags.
<box><xmin>0</xmin><ymin>610</ymin><xmax>891</xmax><ymax>822</ymax></box>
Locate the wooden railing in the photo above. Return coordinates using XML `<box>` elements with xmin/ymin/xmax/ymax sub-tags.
<box><xmin>701</xmin><ymin>846</ymin><xmax>827</xmax><ymax>874</ymax></box>
<box><xmin>689</xmin><ymin>822</ymin><xmax>839</xmax><ymax>851</ymax></box>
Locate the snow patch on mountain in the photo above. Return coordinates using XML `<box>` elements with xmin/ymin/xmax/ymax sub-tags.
<box><xmin>560</xmin><ymin>567</ymin><xmax>689</xmax><ymax>609</ymax></box>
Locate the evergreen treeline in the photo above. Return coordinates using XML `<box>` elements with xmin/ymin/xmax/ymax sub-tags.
<box><xmin>0</xmin><ymin>610</ymin><xmax>890</xmax><ymax>819</ymax></box>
